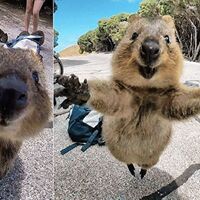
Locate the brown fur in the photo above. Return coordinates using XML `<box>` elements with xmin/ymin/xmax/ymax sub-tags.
<box><xmin>87</xmin><ymin>15</ymin><xmax>200</xmax><ymax>169</ymax></box>
<box><xmin>0</xmin><ymin>47</ymin><xmax>51</xmax><ymax>178</ymax></box>
<box><xmin>0</xmin><ymin>29</ymin><xmax>8</xmax><ymax>43</ymax></box>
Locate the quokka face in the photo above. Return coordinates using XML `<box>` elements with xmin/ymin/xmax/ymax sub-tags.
<box><xmin>112</xmin><ymin>15</ymin><xmax>184</xmax><ymax>88</ymax></box>
<box><xmin>0</xmin><ymin>47</ymin><xmax>51</xmax><ymax>141</ymax></box>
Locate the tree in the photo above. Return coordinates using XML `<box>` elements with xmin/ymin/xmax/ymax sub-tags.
<box><xmin>139</xmin><ymin>0</ymin><xmax>200</xmax><ymax>61</ymax></box>
<box><xmin>54</xmin><ymin>29</ymin><xmax>59</xmax><ymax>48</ymax></box>
<box><xmin>54</xmin><ymin>1</ymin><xmax>59</xmax><ymax>48</ymax></box>
<box><xmin>54</xmin><ymin>2</ymin><xmax>58</xmax><ymax>13</ymax></box>
<box><xmin>77</xmin><ymin>0</ymin><xmax>200</xmax><ymax>61</ymax></box>
<box><xmin>78</xmin><ymin>13</ymin><xmax>130</xmax><ymax>53</ymax></box>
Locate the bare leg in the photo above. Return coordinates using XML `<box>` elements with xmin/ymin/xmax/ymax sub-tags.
<box><xmin>32</xmin><ymin>0</ymin><xmax>45</xmax><ymax>32</ymax></box>
<box><xmin>24</xmin><ymin>0</ymin><xmax>34</xmax><ymax>32</ymax></box>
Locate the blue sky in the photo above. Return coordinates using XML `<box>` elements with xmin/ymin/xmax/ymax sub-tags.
<box><xmin>54</xmin><ymin>0</ymin><xmax>142</xmax><ymax>52</ymax></box>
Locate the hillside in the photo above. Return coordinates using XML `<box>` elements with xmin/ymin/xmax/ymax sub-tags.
<box><xmin>59</xmin><ymin>45</ymin><xmax>88</xmax><ymax>58</ymax></box>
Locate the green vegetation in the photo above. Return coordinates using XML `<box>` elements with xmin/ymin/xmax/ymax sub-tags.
<box><xmin>78</xmin><ymin>0</ymin><xmax>200</xmax><ymax>61</ymax></box>
<box><xmin>54</xmin><ymin>2</ymin><xmax>59</xmax><ymax>49</ymax></box>
<box><xmin>78</xmin><ymin>13</ymin><xmax>130</xmax><ymax>53</ymax></box>
<box><xmin>139</xmin><ymin>0</ymin><xmax>200</xmax><ymax>61</ymax></box>
<box><xmin>53</xmin><ymin>1</ymin><xmax>59</xmax><ymax>48</ymax></box>
<box><xmin>54</xmin><ymin>29</ymin><xmax>59</xmax><ymax>48</ymax></box>
<box><xmin>139</xmin><ymin>0</ymin><xmax>175</xmax><ymax>17</ymax></box>
<box><xmin>54</xmin><ymin>2</ymin><xmax>57</xmax><ymax>13</ymax></box>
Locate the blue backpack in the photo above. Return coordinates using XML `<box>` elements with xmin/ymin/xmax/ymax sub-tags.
<box><xmin>61</xmin><ymin>105</ymin><xmax>105</xmax><ymax>155</ymax></box>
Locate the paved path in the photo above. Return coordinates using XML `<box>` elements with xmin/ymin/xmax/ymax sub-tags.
<box><xmin>54</xmin><ymin>53</ymin><xmax>200</xmax><ymax>200</ymax></box>
<box><xmin>0</xmin><ymin>3</ymin><xmax>53</xmax><ymax>200</ymax></box>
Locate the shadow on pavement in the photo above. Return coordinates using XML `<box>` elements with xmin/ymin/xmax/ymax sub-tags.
<box><xmin>108</xmin><ymin>167</ymin><xmax>181</xmax><ymax>199</ymax></box>
<box><xmin>62</xmin><ymin>59</ymin><xmax>89</xmax><ymax>66</ymax></box>
<box><xmin>140</xmin><ymin>164</ymin><xmax>200</xmax><ymax>200</ymax></box>
<box><xmin>109</xmin><ymin>165</ymin><xmax>197</xmax><ymax>199</ymax></box>
<box><xmin>0</xmin><ymin>157</ymin><xmax>25</xmax><ymax>200</ymax></box>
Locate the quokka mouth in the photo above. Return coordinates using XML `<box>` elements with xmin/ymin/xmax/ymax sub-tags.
<box><xmin>138</xmin><ymin>65</ymin><xmax>157</xmax><ymax>79</ymax></box>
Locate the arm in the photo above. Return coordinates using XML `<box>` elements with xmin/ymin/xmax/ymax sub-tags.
<box><xmin>162</xmin><ymin>86</ymin><xmax>200</xmax><ymax>120</ymax></box>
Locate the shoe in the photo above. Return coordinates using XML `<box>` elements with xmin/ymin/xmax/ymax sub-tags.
<box><xmin>18</xmin><ymin>31</ymin><xmax>30</xmax><ymax>37</ymax></box>
<box><xmin>31</xmin><ymin>30</ymin><xmax>45</xmax><ymax>45</ymax></box>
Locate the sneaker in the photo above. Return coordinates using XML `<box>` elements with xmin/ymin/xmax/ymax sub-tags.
<box><xmin>31</xmin><ymin>30</ymin><xmax>45</xmax><ymax>45</ymax></box>
<box><xmin>18</xmin><ymin>31</ymin><xmax>30</xmax><ymax>37</ymax></box>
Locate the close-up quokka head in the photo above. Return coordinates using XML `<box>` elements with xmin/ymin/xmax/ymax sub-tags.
<box><xmin>0</xmin><ymin>47</ymin><xmax>51</xmax><ymax>140</ymax></box>
<box><xmin>112</xmin><ymin>15</ymin><xmax>184</xmax><ymax>88</ymax></box>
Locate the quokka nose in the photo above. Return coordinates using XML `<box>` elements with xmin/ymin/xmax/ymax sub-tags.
<box><xmin>140</xmin><ymin>39</ymin><xmax>160</xmax><ymax>65</ymax></box>
<box><xmin>0</xmin><ymin>74</ymin><xmax>28</xmax><ymax>115</ymax></box>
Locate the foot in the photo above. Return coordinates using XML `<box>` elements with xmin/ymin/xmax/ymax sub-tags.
<box><xmin>127</xmin><ymin>164</ymin><xmax>135</xmax><ymax>177</ymax></box>
<box><xmin>18</xmin><ymin>31</ymin><xmax>30</xmax><ymax>37</ymax></box>
<box><xmin>31</xmin><ymin>30</ymin><xmax>45</xmax><ymax>45</ymax></box>
<box><xmin>140</xmin><ymin>168</ymin><xmax>147</xmax><ymax>179</ymax></box>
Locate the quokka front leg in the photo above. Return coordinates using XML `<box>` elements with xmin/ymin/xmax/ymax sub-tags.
<box><xmin>55</xmin><ymin>74</ymin><xmax>90</xmax><ymax>108</ymax></box>
<box><xmin>162</xmin><ymin>86</ymin><xmax>200</xmax><ymax>120</ymax></box>
<box><xmin>88</xmin><ymin>79</ymin><xmax>128</xmax><ymax>115</ymax></box>
<box><xmin>55</xmin><ymin>74</ymin><xmax>130</xmax><ymax>115</ymax></box>
<box><xmin>0</xmin><ymin>139</ymin><xmax>22</xmax><ymax>179</ymax></box>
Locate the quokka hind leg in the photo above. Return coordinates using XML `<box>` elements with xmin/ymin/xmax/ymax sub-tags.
<box><xmin>127</xmin><ymin>164</ymin><xmax>147</xmax><ymax>179</ymax></box>
<box><xmin>0</xmin><ymin>140</ymin><xmax>22</xmax><ymax>179</ymax></box>
<box><xmin>140</xmin><ymin>168</ymin><xmax>147</xmax><ymax>179</ymax></box>
<box><xmin>127</xmin><ymin>164</ymin><xmax>136</xmax><ymax>177</ymax></box>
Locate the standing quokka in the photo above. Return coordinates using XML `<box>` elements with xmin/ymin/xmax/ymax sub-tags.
<box><xmin>0</xmin><ymin>47</ymin><xmax>51</xmax><ymax>178</ymax></box>
<box><xmin>56</xmin><ymin>15</ymin><xmax>200</xmax><ymax>178</ymax></box>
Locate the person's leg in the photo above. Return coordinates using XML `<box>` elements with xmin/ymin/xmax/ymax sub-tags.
<box><xmin>32</xmin><ymin>0</ymin><xmax>45</xmax><ymax>32</ymax></box>
<box><xmin>24</xmin><ymin>0</ymin><xmax>34</xmax><ymax>32</ymax></box>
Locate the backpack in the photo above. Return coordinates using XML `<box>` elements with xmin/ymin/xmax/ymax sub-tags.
<box><xmin>61</xmin><ymin>105</ymin><xmax>105</xmax><ymax>155</ymax></box>
<box><xmin>4</xmin><ymin>35</ymin><xmax>42</xmax><ymax>55</ymax></box>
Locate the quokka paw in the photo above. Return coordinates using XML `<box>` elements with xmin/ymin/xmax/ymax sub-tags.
<box><xmin>55</xmin><ymin>74</ymin><xmax>90</xmax><ymax>109</ymax></box>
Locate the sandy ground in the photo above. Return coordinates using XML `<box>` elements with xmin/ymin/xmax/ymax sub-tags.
<box><xmin>54</xmin><ymin>53</ymin><xmax>200</xmax><ymax>200</ymax></box>
<box><xmin>0</xmin><ymin>2</ymin><xmax>54</xmax><ymax>200</ymax></box>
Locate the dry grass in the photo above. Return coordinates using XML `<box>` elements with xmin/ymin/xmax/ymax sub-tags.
<box><xmin>59</xmin><ymin>45</ymin><xmax>88</xmax><ymax>57</ymax></box>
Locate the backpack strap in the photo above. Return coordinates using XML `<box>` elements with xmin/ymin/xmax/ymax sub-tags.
<box><xmin>81</xmin><ymin>130</ymin><xmax>99</xmax><ymax>152</ymax></box>
<box><xmin>81</xmin><ymin>116</ymin><xmax>104</xmax><ymax>152</ymax></box>
<box><xmin>96</xmin><ymin>117</ymin><xmax>105</xmax><ymax>145</ymax></box>
<box><xmin>60</xmin><ymin>143</ymin><xmax>80</xmax><ymax>155</ymax></box>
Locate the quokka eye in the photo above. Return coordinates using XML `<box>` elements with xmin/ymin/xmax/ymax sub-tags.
<box><xmin>164</xmin><ymin>35</ymin><xmax>170</xmax><ymax>44</ymax></box>
<box><xmin>131</xmin><ymin>32</ymin><xmax>138</xmax><ymax>41</ymax></box>
<box><xmin>32</xmin><ymin>71</ymin><xmax>39</xmax><ymax>83</ymax></box>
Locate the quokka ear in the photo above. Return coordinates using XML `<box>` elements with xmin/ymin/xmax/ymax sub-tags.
<box><xmin>128</xmin><ymin>14</ymin><xmax>141</xmax><ymax>23</ymax></box>
<box><xmin>162</xmin><ymin>15</ymin><xmax>176</xmax><ymax>30</ymax></box>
